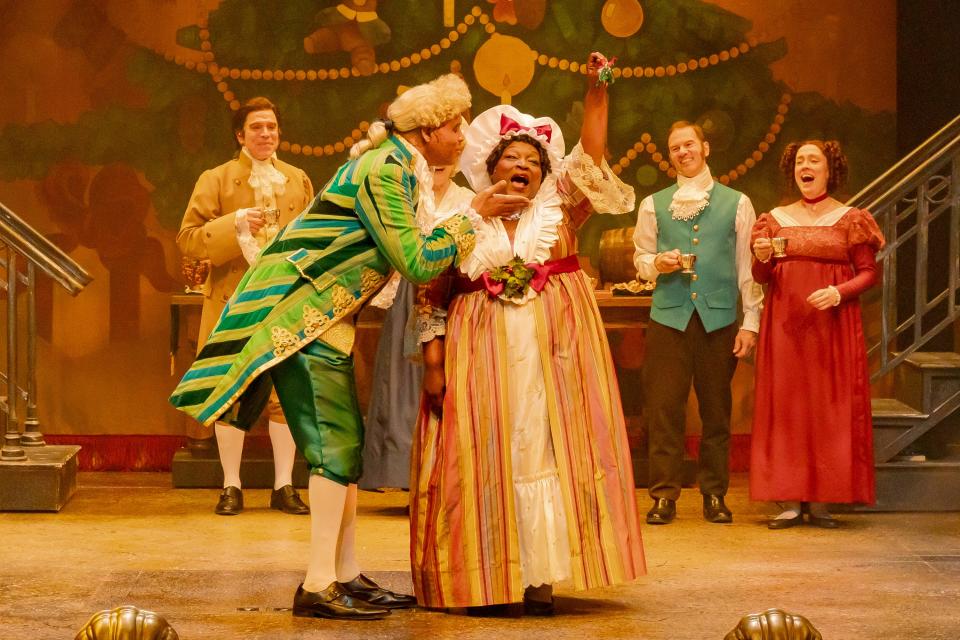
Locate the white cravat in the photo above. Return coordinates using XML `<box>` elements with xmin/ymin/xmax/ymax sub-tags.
<box><xmin>669</xmin><ymin>164</ymin><xmax>713</xmax><ymax>221</ymax></box>
<box><xmin>242</xmin><ymin>147</ymin><xmax>287</xmax><ymax>206</ymax></box>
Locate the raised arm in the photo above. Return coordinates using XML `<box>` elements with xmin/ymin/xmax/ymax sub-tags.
<box><xmin>580</xmin><ymin>52</ymin><xmax>611</xmax><ymax>165</ymax></box>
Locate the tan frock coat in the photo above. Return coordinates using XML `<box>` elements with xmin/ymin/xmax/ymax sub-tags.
<box><xmin>177</xmin><ymin>152</ymin><xmax>314</xmax><ymax>348</ymax></box>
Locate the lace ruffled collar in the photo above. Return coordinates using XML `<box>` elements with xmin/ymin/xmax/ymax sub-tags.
<box><xmin>460</xmin><ymin>174</ymin><xmax>564</xmax><ymax>284</ymax></box>
<box><xmin>242</xmin><ymin>147</ymin><xmax>287</xmax><ymax>202</ymax></box>
<box><xmin>669</xmin><ymin>164</ymin><xmax>713</xmax><ymax>221</ymax></box>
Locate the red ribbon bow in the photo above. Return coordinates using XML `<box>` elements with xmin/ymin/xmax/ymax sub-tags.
<box><xmin>499</xmin><ymin>114</ymin><xmax>552</xmax><ymax>143</ymax></box>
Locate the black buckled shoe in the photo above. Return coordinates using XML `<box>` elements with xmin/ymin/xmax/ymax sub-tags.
<box><xmin>270</xmin><ymin>485</ymin><xmax>310</xmax><ymax>515</ymax></box>
<box><xmin>340</xmin><ymin>574</ymin><xmax>417</xmax><ymax>609</ymax></box>
<box><xmin>646</xmin><ymin>498</ymin><xmax>676</xmax><ymax>525</ymax></box>
<box><xmin>703</xmin><ymin>494</ymin><xmax>733</xmax><ymax>523</ymax></box>
<box><xmin>215</xmin><ymin>486</ymin><xmax>243</xmax><ymax>515</ymax></box>
<box><xmin>293</xmin><ymin>582</ymin><xmax>391</xmax><ymax>620</ymax></box>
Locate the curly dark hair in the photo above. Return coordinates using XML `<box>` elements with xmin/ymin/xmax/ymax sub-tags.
<box><xmin>484</xmin><ymin>133</ymin><xmax>551</xmax><ymax>177</ymax></box>
<box><xmin>779</xmin><ymin>139</ymin><xmax>849</xmax><ymax>194</ymax></box>
<box><xmin>231</xmin><ymin>97</ymin><xmax>281</xmax><ymax>150</ymax></box>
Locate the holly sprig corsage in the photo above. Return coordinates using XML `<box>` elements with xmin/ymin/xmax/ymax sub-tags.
<box><xmin>488</xmin><ymin>256</ymin><xmax>535</xmax><ymax>299</ymax></box>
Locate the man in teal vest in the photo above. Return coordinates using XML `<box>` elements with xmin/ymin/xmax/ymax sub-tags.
<box><xmin>170</xmin><ymin>74</ymin><xmax>527</xmax><ymax>619</ymax></box>
<box><xmin>632</xmin><ymin>121</ymin><xmax>761</xmax><ymax>525</ymax></box>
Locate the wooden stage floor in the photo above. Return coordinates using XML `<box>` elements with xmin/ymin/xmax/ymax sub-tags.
<box><xmin>2</xmin><ymin>472</ymin><xmax>958</xmax><ymax>638</ymax></box>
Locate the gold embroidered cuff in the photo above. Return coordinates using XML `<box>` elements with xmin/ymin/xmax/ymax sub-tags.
<box><xmin>439</xmin><ymin>215</ymin><xmax>476</xmax><ymax>263</ymax></box>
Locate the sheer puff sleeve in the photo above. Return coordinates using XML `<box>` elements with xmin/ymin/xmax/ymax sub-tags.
<box><xmin>847</xmin><ymin>208</ymin><xmax>886</xmax><ymax>252</ymax></box>
<box><xmin>836</xmin><ymin>209</ymin><xmax>885</xmax><ymax>302</ymax></box>
<box><xmin>750</xmin><ymin>212</ymin><xmax>779</xmax><ymax>284</ymax></box>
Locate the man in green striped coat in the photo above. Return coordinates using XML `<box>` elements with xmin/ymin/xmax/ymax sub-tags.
<box><xmin>170</xmin><ymin>74</ymin><xmax>525</xmax><ymax>620</ymax></box>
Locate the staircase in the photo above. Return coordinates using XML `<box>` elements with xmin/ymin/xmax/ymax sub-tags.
<box><xmin>0</xmin><ymin>201</ymin><xmax>92</xmax><ymax>511</ymax></box>
<box><xmin>853</xmin><ymin>114</ymin><xmax>960</xmax><ymax>511</ymax></box>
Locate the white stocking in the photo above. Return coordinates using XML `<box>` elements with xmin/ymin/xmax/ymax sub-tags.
<box><xmin>268</xmin><ymin>420</ymin><xmax>297</xmax><ymax>489</ymax></box>
<box><xmin>215</xmin><ymin>422</ymin><xmax>245</xmax><ymax>489</ymax></box>
<box><xmin>303</xmin><ymin>474</ymin><xmax>347</xmax><ymax>592</ymax></box>
<box><xmin>775</xmin><ymin>500</ymin><xmax>802</xmax><ymax>520</ymax></box>
<box><xmin>335</xmin><ymin>483</ymin><xmax>361</xmax><ymax>582</ymax></box>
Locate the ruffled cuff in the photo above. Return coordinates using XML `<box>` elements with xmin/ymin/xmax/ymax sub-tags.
<box><xmin>564</xmin><ymin>141</ymin><xmax>636</xmax><ymax>214</ymax></box>
<box><xmin>235</xmin><ymin>208</ymin><xmax>262</xmax><ymax>265</ymax></box>
<box><xmin>415</xmin><ymin>307</ymin><xmax>447</xmax><ymax>343</ymax></box>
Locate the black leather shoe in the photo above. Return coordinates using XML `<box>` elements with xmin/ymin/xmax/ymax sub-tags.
<box><xmin>808</xmin><ymin>514</ymin><xmax>840</xmax><ymax>529</ymax></box>
<box><xmin>768</xmin><ymin>514</ymin><xmax>803</xmax><ymax>530</ymax></box>
<box><xmin>340</xmin><ymin>574</ymin><xmax>417</xmax><ymax>609</ymax></box>
<box><xmin>703</xmin><ymin>494</ymin><xmax>733</xmax><ymax>523</ymax></box>
<box><xmin>270</xmin><ymin>485</ymin><xmax>310</xmax><ymax>515</ymax></box>
<box><xmin>215</xmin><ymin>486</ymin><xmax>243</xmax><ymax>515</ymax></box>
<box><xmin>523</xmin><ymin>597</ymin><xmax>555</xmax><ymax>616</ymax></box>
<box><xmin>292</xmin><ymin>582</ymin><xmax>391</xmax><ymax>620</ymax></box>
<box><xmin>646</xmin><ymin>498</ymin><xmax>676</xmax><ymax>525</ymax></box>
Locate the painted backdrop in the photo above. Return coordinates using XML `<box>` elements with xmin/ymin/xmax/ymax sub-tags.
<box><xmin>0</xmin><ymin>0</ymin><xmax>895</xmax><ymax>447</ymax></box>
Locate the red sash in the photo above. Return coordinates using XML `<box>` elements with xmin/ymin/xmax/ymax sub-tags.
<box><xmin>454</xmin><ymin>254</ymin><xmax>581</xmax><ymax>297</ymax></box>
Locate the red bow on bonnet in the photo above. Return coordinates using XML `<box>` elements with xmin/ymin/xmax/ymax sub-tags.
<box><xmin>499</xmin><ymin>114</ymin><xmax>552</xmax><ymax>143</ymax></box>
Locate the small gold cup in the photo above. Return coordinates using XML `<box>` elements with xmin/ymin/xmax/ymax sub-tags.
<box><xmin>771</xmin><ymin>236</ymin><xmax>789</xmax><ymax>258</ymax></box>
<box><xmin>262</xmin><ymin>207</ymin><xmax>280</xmax><ymax>227</ymax></box>
<box><xmin>260</xmin><ymin>207</ymin><xmax>281</xmax><ymax>245</ymax></box>
<box><xmin>679</xmin><ymin>253</ymin><xmax>697</xmax><ymax>274</ymax></box>
<box><xmin>181</xmin><ymin>257</ymin><xmax>211</xmax><ymax>294</ymax></box>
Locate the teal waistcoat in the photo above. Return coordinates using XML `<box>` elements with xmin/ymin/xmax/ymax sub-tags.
<box><xmin>650</xmin><ymin>181</ymin><xmax>741</xmax><ymax>333</ymax></box>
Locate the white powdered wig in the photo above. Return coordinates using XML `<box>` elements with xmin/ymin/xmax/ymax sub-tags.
<box><xmin>350</xmin><ymin>74</ymin><xmax>472</xmax><ymax>158</ymax></box>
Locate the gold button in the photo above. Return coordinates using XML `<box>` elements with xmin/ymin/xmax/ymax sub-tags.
<box><xmin>691</xmin><ymin>292</ymin><xmax>698</xmax><ymax>300</ymax></box>
<box><xmin>691</xmin><ymin>274</ymin><xmax>699</xmax><ymax>281</ymax></box>
<box><xmin>693</xmin><ymin>224</ymin><xmax>700</xmax><ymax>231</ymax></box>
<box><xmin>234</xmin><ymin>178</ymin><xmax>242</xmax><ymax>185</ymax></box>
<box><xmin>289</xmin><ymin>204</ymin><xmax>295</xmax><ymax>210</ymax></box>
<box><xmin>692</xmin><ymin>237</ymin><xmax>700</xmax><ymax>245</ymax></box>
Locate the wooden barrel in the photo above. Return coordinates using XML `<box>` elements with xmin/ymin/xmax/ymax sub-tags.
<box><xmin>598</xmin><ymin>226</ymin><xmax>639</xmax><ymax>285</ymax></box>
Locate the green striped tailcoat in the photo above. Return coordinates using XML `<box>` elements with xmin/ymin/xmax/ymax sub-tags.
<box><xmin>169</xmin><ymin>136</ymin><xmax>475</xmax><ymax>427</ymax></box>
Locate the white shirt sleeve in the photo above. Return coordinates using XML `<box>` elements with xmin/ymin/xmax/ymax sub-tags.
<box><xmin>632</xmin><ymin>195</ymin><xmax>660</xmax><ymax>282</ymax></box>
<box><xmin>735</xmin><ymin>194</ymin><xmax>762</xmax><ymax>332</ymax></box>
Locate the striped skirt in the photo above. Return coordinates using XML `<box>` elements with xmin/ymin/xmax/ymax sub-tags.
<box><xmin>410</xmin><ymin>268</ymin><xmax>645</xmax><ymax>607</ymax></box>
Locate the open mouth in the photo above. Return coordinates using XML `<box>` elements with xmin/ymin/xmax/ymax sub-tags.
<box><xmin>510</xmin><ymin>174</ymin><xmax>530</xmax><ymax>187</ymax></box>
<box><xmin>800</xmin><ymin>174</ymin><xmax>815</xmax><ymax>183</ymax></box>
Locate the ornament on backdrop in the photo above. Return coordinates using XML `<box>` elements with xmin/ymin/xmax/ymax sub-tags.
<box><xmin>487</xmin><ymin>0</ymin><xmax>547</xmax><ymax>29</ymax></box>
<box><xmin>303</xmin><ymin>1</ymin><xmax>392</xmax><ymax>76</ymax></box>
<box><xmin>601</xmin><ymin>0</ymin><xmax>644</xmax><ymax>38</ymax></box>
<box><xmin>473</xmin><ymin>33</ymin><xmax>536</xmax><ymax>104</ymax></box>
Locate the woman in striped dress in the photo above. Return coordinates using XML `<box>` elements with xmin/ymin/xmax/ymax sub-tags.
<box><xmin>410</xmin><ymin>53</ymin><xmax>645</xmax><ymax>615</ymax></box>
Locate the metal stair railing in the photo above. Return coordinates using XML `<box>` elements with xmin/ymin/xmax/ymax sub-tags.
<box><xmin>847</xmin><ymin>113</ymin><xmax>960</xmax><ymax>382</ymax></box>
<box><xmin>0</xmin><ymin>201</ymin><xmax>92</xmax><ymax>460</ymax></box>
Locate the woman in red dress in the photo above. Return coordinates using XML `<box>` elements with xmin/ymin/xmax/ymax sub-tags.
<box><xmin>750</xmin><ymin>140</ymin><xmax>885</xmax><ymax>529</ymax></box>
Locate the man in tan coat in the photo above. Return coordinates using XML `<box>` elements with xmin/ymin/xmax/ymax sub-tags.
<box><xmin>178</xmin><ymin>97</ymin><xmax>314</xmax><ymax>515</ymax></box>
